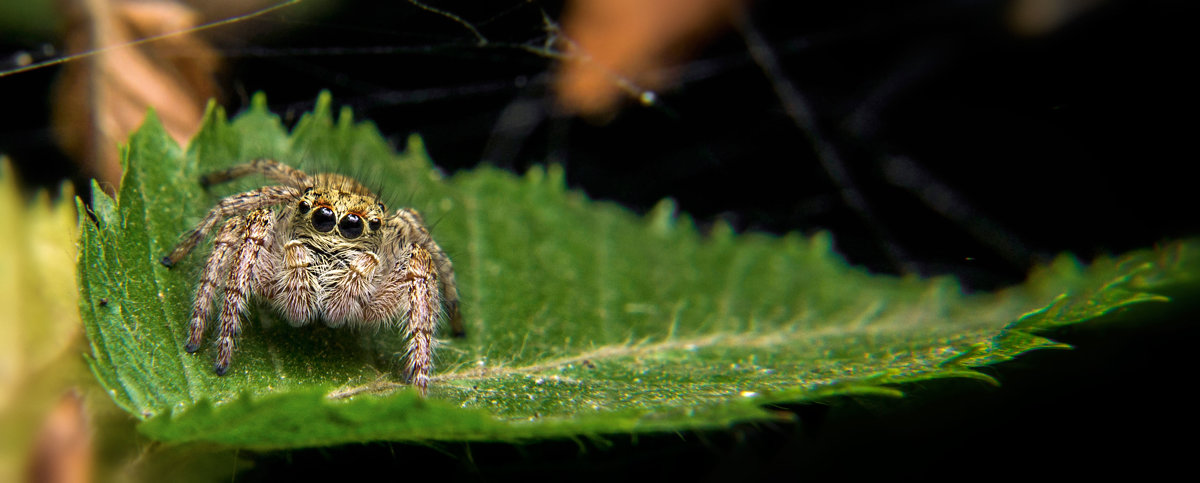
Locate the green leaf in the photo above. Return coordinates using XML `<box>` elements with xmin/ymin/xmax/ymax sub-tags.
<box><xmin>78</xmin><ymin>92</ymin><xmax>1200</xmax><ymax>449</ymax></box>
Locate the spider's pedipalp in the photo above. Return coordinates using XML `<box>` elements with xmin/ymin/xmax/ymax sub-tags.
<box><xmin>325</xmin><ymin>251</ymin><xmax>382</xmax><ymax>327</ymax></box>
<box><xmin>363</xmin><ymin>255</ymin><xmax>414</xmax><ymax>325</ymax></box>
<box><xmin>272</xmin><ymin>240</ymin><xmax>320</xmax><ymax>325</ymax></box>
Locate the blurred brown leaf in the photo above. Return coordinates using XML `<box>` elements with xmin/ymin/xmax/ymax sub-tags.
<box><xmin>1009</xmin><ymin>0</ymin><xmax>1107</xmax><ymax>37</ymax></box>
<box><xmin>25</xmin><ymin>392</ymin><xmax>92</xmax><ymax>483</ymax></box>
<box><xmin>52</xmin><ymin>0</ymin><xmax>218</xmax><ymax>190</ymax></box>
<box><xmin>554</xmin><ymin>0</ymin><xmax>743</xmax><ymax>119</ymax></box>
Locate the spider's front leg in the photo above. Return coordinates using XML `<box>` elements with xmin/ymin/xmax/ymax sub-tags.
<box><xmin>184</xmin><ymin>216</ymin><xmax>245</xmax><ymax>352</ymax></box>
<box><xmin>211</xmin><ymin>208</ymin><xmax>276</xmax><ymax>375</ymax></box>
<box><xmin>161</xmin><ymin>185</ymin><xmax>299</xmax><ymax>267</ymax></box>
<box><xmin>399</xmin><ymin>243</ymin><xmax>441</xmax><ymax>395</ymax></box>
<box><xmin>364</xmin><ymin>242</ymin><xmax>442</xmax><ymax>396</ymax></box>
<box><xmin>430</xmin><ymin>246</ymin><xmax>464</xmax><ymax>337</ymax></box>
<box><xmin>391</xmin><ymin>208</ymin><xmax>465</xmax><ymax>337</ymax></box>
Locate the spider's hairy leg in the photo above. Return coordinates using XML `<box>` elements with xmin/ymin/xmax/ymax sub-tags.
<box><xmin>322</xmin><ymin>251</ymin><xmax>381</xmax><ymax>327</ymax></box>
<box><xmin>429</xmin><ymin>241</ymin><xmax>464</xmax><ymax>337</ymax></box>
<box><xmin>213</xmin><ymin>208</ymin><xmax>275</xmax><ymax>375</ymax></box>
<box><xmin>364</xmin><ymin>207</ymin><xmax>461</xmax><ymax>395</ymax></box>
<box><xmin>200</xmin><ymin>159</ymin><xmax>313</xmax><ymax>188</ymax></box>
<box><xmin>185</xmin><ymin>217</ymin><xmax>244</xmax><ymax>352</ymax></box>
<box><xmin>161</xmin><ymin>186</ymin><xmax>300</xmax><ymax>268</ymax></box>
<box><xmin>395</xmin><ymin>208</ymin><xmax>465</xmax><ymax>337</ymax></box>
<box><xmin>401</xmin><ymin>243</ymin><xmax>440</xmax><ymax>396</ymax></box>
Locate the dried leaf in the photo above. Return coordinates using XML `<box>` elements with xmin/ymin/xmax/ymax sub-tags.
<box><xmin>554</xmin><ymin>0</ymin><xmax>742</xmax><ymax>118</ymax></box>
<box><xmin>52</xmin><ymin>0</ymin><xmax>218</xmax><ymax>190</ymax></box>
<box><xmin>1008</xmin><ymin>0</ymin><xmax>1107</xmax><ymax>37</ymax></box>
<box><xmin>25</xmin><ymin>391</ymin><xmax>92</xmax><ymax>483</ymax></box>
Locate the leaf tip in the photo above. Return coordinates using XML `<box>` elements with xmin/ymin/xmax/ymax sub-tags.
<box><xmin>314</xmin><ymin>90</ymin><xmax>334</xmax><ymax>120</ymax></box>
<box><xmin>708</xmin><ymin>217</ymin><xmax>735</xmax><ymax>242</ymax></box>
<box><xmin>200</xmin><ymin>96</ymin><xmax>227</xmax><ymax>122</ymax></box>
<box><xmin>88</xmin><ymin>179</ymin><xmax>116</xmax><ymax>220</ymax></box>
<box><xmin>403</xmin><ymin>133</ymin><xmax>427</xmax><ymax>155</ymax></box>
<box><xmin>251</xmin><ymin>91</ymin><xmax>270</xmax><ymax>111</ymax></box>
<box><xmin>808</xmin><ymin>230</ymin><xmax>835</xmax><ymax>255</ymax></box>
<box><xmin>546</xmin><ymin>164</ymin><xmax>567</xmax><ymax>193</ymax></box>
<box><xmin>647</xmin><ymin>198</ymin><xmax>678</xmax><ymax>234</ymax></box>
<box><xmin>523</xmin><ymin>164</ymin><xmax>546</xmax><ymax>185</ymax></box>
<box><xmin>73</xmin><ymin>195</ymin><xmax>88</xmax><ymax>225</ymax></box>
<box><xmin>338</xmin><ymin>105</ymin><xmax>355</xmax><ymax>129</ymax></box>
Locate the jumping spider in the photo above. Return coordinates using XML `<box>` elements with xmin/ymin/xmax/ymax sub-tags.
<box><xmin>161</xmin><ymin>159</ymin><xmax>462</xmax><ymax>395</ymax></box>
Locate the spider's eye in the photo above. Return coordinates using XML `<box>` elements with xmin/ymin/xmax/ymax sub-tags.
<box><xmin>339</xmin><ymin>214</ymin><xmax>363</xmax><ymax>239</ymax></box>
<box><xmin>298</xmin><ymin>200</ymin><xmax>311</xmax><ymax>214</ymax></box>
<box><xmin>368</xmin><ymin>218</ymin><xmax>382</xmax><ymax>231</ymax></box>
<box><xmin>312</xmin><ymin>207</ymin><xmax>336</xmax><ymax>232</ymax></box>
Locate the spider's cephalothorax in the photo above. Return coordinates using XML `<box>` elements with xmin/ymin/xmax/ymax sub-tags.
<box><xmin>161</xmin><ymin>160</ymin><xmax>462</xmax><ymax>395</ymax></box>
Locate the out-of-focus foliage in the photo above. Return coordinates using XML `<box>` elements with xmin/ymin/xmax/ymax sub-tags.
<box><xmin>0</xmin><ymin>160</ymin><xmax>83</xmax><ymax>483</ymax></box>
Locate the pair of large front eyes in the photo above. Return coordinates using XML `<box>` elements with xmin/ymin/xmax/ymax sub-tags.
<box><xmin>298</xmin><ymin>201</ymin><xmax>381</xmax><ymax>238</ymax></box>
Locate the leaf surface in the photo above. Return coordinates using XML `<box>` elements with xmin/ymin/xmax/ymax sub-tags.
<box><xmin>77</xmin><ymin>93</ymin><xmax>1199</xmax><ymax>448</ymax></box>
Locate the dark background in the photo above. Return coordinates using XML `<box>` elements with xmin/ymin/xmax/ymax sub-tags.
<box><xmin>2</xmin><ymin>0</ymin><xmax>1196</xmax><ymax>478</ymax></box>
